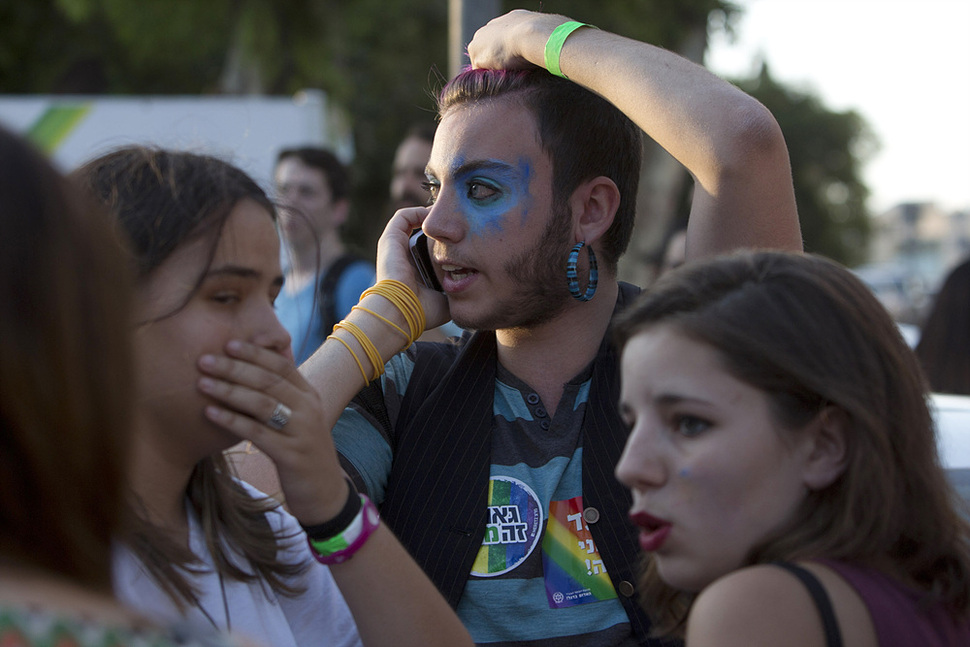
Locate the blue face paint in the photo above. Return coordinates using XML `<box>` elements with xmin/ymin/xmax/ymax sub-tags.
<box><xmin>448</xmin><ymin>157</ymin><xmax>535</xmax><ymax>238</ymax></box>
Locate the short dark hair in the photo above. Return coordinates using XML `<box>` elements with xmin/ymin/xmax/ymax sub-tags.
<box><xmin>276</xmin><ymin>146</ymin><xmax>351</xmax><ymax>203</ymax></box>
<box><xmin>437</xmin><ymin>68</ymin><xmax>642</xmax><ymax>274</ymax></box>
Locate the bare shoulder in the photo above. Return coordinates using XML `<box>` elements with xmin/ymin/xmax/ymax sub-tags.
<box><xmin>686</xmin><ymin>563</ymin><xmax>876</xmax><ymax>647</ymax></box>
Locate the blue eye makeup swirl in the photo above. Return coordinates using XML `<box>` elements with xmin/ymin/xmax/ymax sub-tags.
<box><xmin>427</xmin><ymin>157</ymin><xmax>535</xmax><ymax>238</ymax></box>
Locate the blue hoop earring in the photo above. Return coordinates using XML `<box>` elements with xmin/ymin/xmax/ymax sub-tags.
<box><xmin>566</xmin><ymin>242</ymin><xmax>598</xmax><ymax>302</ymax></box>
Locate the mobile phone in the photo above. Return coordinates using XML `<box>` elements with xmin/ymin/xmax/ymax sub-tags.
<box><xmin>408</xmin><ymin>230</ymin><xmax>442</xmax><ymax>292</ymax></box>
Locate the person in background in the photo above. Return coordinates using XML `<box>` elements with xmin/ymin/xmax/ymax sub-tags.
<box><xmin>390</xmin><ymin>121</ymin><xmax>435</xmax><ymax>213</ymax></box>
<box><xmin>0</xmin><ymin>126</ymin><xmax>242</xmax><ymax>645</ymax></box>
<box><xmin>390</xmin><ymin>121</ymin><xmax>464</xmax><ymax>342</ymax></box>
<box><xmin>915</xmin><ymin>257</ymin><xmax>970</xmax><ymax>395</ymax></box>
<box><xmin>615</xmin><ymin>250</ymin><xmax>970</xmax><ymax>646</ymax></box>
<box><xmin>74</xmin><ymin>146</ymin><xmax>472</xmax><ymax>647</ymax></box>
<box><xmin>274</xmin><ymin>147</ymin><xmax>376</xmax><ymax>364</ymax></box>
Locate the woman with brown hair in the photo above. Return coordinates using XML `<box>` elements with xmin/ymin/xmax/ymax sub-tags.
<box><xmin>614</xmin><ymin>251</ymin><xmax>970</xmax><ymax>645</ymax></box>
<box><xmin>74</xmin><ymin>146</ymin><xmax>471</xmax><ymax>647</ymax></box>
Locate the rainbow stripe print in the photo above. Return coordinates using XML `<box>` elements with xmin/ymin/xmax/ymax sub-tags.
<box><xmin>470</xmin><ymin>476</ymin><xmax>544</xmax><ymax>577</ymax></box>
<box><xmin>542</xmin><ymin>497</ymin><xmax>617</xmax><ymax>608</ymax></box>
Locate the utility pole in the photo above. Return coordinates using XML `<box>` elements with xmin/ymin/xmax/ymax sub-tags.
<box><xmin>449</xmin><ymin>0</ymin><xmax>500</xmax><ymax>78</ymax></box>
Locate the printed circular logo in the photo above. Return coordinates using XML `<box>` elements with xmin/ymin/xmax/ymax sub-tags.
<box><xmin>470</xmin><ymin>475</ymin><xmax>544</xmax><ymax>577</ymax></box>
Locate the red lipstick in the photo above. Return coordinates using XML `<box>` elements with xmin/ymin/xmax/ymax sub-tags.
<box><xmin>630</xmin><ymin>511</ymin><xmax>672</xmax><ymax>552</ymax></box>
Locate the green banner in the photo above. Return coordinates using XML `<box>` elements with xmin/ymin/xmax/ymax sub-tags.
<box><xmin>26</xmin><ymin>104</ymin><xmax>92</xmax><ymax>153</ymax></box>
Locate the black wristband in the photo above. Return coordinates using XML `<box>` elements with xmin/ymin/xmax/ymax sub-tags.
<box><xmin>300</xmin><ymin>477</ymin><xmax>362</xmax><ymax>541</ymax></box>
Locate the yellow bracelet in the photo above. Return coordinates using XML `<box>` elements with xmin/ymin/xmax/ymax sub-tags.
<box><xmin>352</xmin><ymin>305</ymin><xmax>410</xmax><ymax>343</ymax></box>
<box><xmin>334</xmin><ymin>320</ymin><xmax>384</xmax><ymax>381</ymax></box>
<box><xmin>360</xmin><ymin>283</ymin><xmax>416</xmax><ymax>339</ymax></box>
<box><xmin>327</xmin><ymin>334</ymin><xmax>369</xmax><ymax>384</ymax></box>
<box><xmin>382</xmin><ymin>280</ymin><xmax>425</xmax><ymax>337</ymax></box>
<box><xmin>360</xmin><ymin>280</ymin><xmax>426</xmax><ymax>342</ymax></box>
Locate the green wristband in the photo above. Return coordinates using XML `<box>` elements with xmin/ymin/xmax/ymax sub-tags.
<box><xmin>544</xmin><ymin>21</ymin><xmax>595</xmax><ymax>79</ymax></box>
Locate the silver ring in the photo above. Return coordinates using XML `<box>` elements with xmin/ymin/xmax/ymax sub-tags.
<box><xmin>267</xmin><ymin>402</ymin><xmax>292</xmax><ymax>430</ymax></box>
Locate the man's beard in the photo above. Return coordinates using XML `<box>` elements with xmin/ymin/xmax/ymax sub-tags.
<box><xmin>452</xmin><ymin>201</ymin><xmax>576</xmax><ymax>332</ymax></box>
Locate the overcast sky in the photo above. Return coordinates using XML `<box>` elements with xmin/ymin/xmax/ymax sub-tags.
<box><xmin>705</xmin><ymin>0</ymin><xmax>970</xmax><ymax>214</ymax></box>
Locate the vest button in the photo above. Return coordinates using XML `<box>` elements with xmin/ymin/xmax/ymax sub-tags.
<box><xmin>618</xmin><ymin>580</ymin><xmax>635</xmax><ymax>597</ymax></box>
<box><xmin>582</xmin><ymin>506</ymin><xmax>600</xmax><ymax>524</ymax></box>
<box><xmin>526</xmin><ymin>393</ymin><xmax>540</xmax><ymax>405</ymax></box>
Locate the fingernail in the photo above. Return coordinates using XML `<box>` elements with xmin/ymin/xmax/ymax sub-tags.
<box><xmin>199</xmin><ymin>355</ymin><xmax>216</xmax><ymax>368</ymax></box>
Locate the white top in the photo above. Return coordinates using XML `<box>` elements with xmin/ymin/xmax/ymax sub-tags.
<box><xmin>113</xmin><ymin>482</ymin><xmax>362</xmax><ymax>647</ymax></box>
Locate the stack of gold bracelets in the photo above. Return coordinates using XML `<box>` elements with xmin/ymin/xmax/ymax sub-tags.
<box><xmin>327</xmin><ymin>279</ymin><xmax>426</xmax><ymax>383</ymax></box>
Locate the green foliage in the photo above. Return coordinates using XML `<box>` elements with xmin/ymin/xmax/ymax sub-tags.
<box><xmin>0</xmin><ymin>0</ymin><xmax>872</xmax><ymax>265</ymax></box>
<box><xmin>736</xmin><ymin>64</ymin><xmax>876</xmax><ymax>265</ymax></box>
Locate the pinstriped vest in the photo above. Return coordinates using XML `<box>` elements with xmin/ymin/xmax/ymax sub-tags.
<box><xmin>374</xmin><ymin>283</ymin><xmax>660</xmax><ymax>645</ymax></box>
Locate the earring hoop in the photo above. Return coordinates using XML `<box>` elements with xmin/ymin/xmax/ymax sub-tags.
<box><xmin>566</xmin><ymin>242</ymin><xmax>598</xmax><ymax>302</ymax></box>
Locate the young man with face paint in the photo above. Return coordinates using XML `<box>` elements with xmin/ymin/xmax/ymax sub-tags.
<box><xmin>292</xmin><ymin>9</ymin><xmax>801</xmax><ymax>646</ymax></box>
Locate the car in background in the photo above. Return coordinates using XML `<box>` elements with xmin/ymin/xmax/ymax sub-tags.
<box><xmin>933</xmin><ymin>393</ymin><xmax>970</xmax><ymax>516</ymax></box>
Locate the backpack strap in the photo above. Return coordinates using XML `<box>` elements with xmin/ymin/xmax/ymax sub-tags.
<box><xmin>772</xmin><ymin>562</ymin><xmax>844</xmax><ymax>647</ymax></box>
<box><xmin>318</xmin><ymin>253</ymin><xmax>363</xmax><ymax>336</ymax></box>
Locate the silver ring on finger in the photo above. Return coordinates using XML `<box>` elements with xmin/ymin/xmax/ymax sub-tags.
<box><xmin>267</xmin><ymin>402</ymin><xmax>292</xmax><ymax>430</ymax></box>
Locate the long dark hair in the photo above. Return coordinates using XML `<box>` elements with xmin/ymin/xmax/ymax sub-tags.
<box><xmin>0</xmin><ymin>126</ymin><xmax>133</xmax><ymax>592</ymax></box>
<box><xmin>73</xmin><ymin>146</ymin><xmax>304</xmax><ymax>609</ymax></box>
<box><xmin>614</xmin><ymin>250</ymin><xmax>970</xmax><ymax>633</ymax></box>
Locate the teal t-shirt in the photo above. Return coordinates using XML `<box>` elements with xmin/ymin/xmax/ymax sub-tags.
<box><xmin>334</xmin><ymin>350</ymin><xmax>636</xmax><ymax>646</ymax></box>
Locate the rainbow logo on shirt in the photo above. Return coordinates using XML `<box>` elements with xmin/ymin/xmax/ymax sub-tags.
<box><xmin>542</xmin><ymin>497</ymin><xmax>617</xmax><ymax>608</ymax></box>
<box><xmin>470</xmin><ymin>476</ymin><xmax>544</xmax><ymax>576</ymax></box>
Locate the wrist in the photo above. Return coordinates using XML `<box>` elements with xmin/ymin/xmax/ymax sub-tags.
<box><xmin>306</xmin><ymin>494</ymin><xmax>380</xmax><ymax>565</ymax></box>
<box><xmin>543</xmin><ymin>20</ymin><xmax>597</xmax><ymax>79</ymax></box>
<box><xmin>300</xmin><ymin>477</ymin><xmax>361</xmax><ymax>538</ymax></box>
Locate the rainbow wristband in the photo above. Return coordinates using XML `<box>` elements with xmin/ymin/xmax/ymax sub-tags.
<box><xmin>544</xmin><ymin>21</ymin><xmax>595</xmax><ymax>79</ymax></box>
<box><xmin>307</xmin><ymin>494</ymin><xmax>380</xmax><ymax>565</ymax></box>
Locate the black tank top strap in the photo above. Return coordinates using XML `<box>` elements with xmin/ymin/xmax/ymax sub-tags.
<box><xmin>771</xmin><ymin>561</ymin><xmax>844</xmax><ymax>647</ymax></box>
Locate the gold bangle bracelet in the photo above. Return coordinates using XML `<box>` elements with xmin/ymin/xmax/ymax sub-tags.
<box><xmin>334</xmin><ymin>320</ymin><xmax>384</xmax><ymax>381</ymax></box>
<box><xmin>352</xmin><ymin>305</ymin><xmax>410</xmax><ymax>342</ymax></box>
<box><xmin>327</xmin><ymin>333</ymin><xmax>369</xmax><ymax>384</ymax></box>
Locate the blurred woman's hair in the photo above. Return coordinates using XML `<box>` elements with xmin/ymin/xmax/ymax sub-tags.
<box><xmin>0</xmin><ymin>125</ymin><xmax>134</xmax><ymax>591</ymax></box>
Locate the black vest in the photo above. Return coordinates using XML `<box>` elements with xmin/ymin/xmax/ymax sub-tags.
<box><xmin>351</xmin><ymin>283</ymin><xmax>671</xmax><ymax>646</ymax></box>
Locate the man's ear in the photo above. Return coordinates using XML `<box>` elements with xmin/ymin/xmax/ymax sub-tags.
<box><xmin>801</xmin><ymin>405</ymin><xmax>849</xmax><ymax>490</ymax></box>
<box><xmin>569</xmin><ymin>176</ymin><xmax>620</xmax><ymax>244</ymax></box>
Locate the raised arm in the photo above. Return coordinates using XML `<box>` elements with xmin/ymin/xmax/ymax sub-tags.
<box><xmin>467</xmin><ymin>9</ymin><xmax>802</xmax><ymax>258</ymax></box>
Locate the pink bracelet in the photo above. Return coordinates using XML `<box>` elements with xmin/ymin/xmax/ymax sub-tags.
<box><xmin>306</xmin><ymin>495</ymin><xmax>380</xmax><ymax>565</ymax></box>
